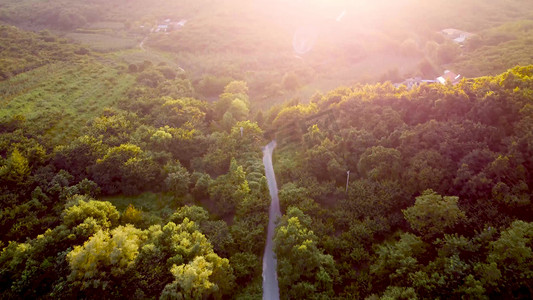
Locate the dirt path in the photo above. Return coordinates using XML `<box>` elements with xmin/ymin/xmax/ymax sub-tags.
<box><xmin>139</xmin><ymin>36</ymin><xmax>148</xmax><ymax>50</ymax></box>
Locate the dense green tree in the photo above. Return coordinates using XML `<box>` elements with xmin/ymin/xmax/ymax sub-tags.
<box><xmin>0</xmin><ymin>225</ymin><xmax>74</xmax><ymax>298</ymax></box>
<box><xmin>208</xmin><ymin>158</ymin><xmax>251</xmax><ymax>217</ymax></box>
<box><xmin>486</xmin><ymin>220</ymin><xmax>533</xmax><ymax>295</ymax></box>
<box><xmin>0</xmin><ymin>197</ymin><xmax>48</xmax><ymax>243</ymax></box>
<box><xmin>403</xmin><ymin>190</ymin><xmax>466</xmax><ymax>239</ymax></box>
<box><xmin>227</xmin><ymin>99</ymin><xmax>249</xmax><ymax>122</ymax></box>
<box><xmin>271</xmin><ymin>103</ymin><xmax>318</xmax><ymax>144</ymax></box>
<box><xmin>152</xmin><ymin>97</ymin><xmax>207</xmax><ymax>129</ymax></box>
<box><xmin>404</xmin><ymin>150</ymin><xmax>454</xmax><ymax>194</ymax></box>
<box><xmin>371</xmin><ymin>232</ymin><xmax>427</xmax><ymax>289</ymax></box>
<box><xmin>52</xmin><ymin>135</ymin><xmax>106</xmax><ymax>181</ymax></box>
<box><xmin>229</xmin><ymin>121</ymin><xmax>264</xmax><ymax>151</ymax></box>
<box><xmin>223</xmin><ymin>80</ymin><xmax>248</xmax><ymax>95</ymax></box>
<box><xmin>340</xmin><ymin>179</ymin><xmax>409</xmax><ymax>229</ymax></box>
<box><xmin>305</xmin><ymin>135</ymin><xmax>345</xmax><ymax>183</ymax></box>
<box><xmin>274</xmin><ymin>207</ymin><xmax>338</xmax><ymax>299</ymax></box>
<box><xmin>160</xmin><ymin>254</ymin><xmax>234</xmax><ymax>300</ymax></box>
<box><xmin>191</xmin><ymin>172</ymin><xmax>212</xmax><ymax>200</ymax></box>
<box><xmin>90</xmin><ymin>143</ymin><xmax>162</xmax><ymax>195</ymax></box>
<box><xmin>164</xmin><ymin>161</ymin><xmax>191</xmax><ymax>198</ymax></box>
<box><xmin>278</xmin><ymin>183</ymin><xmax>320</xmax><ymax>215</ymax></box>
<box><xmin>229</xmin><ymin>252</ymin><xmax>260</xmax><ymax>285</ymax></box>
<box><xmin>195</xmin><ymin>132</ymin><xmax>236</xmax><ymax>176</ymax></box>
<box><xmin>357</xmin><ymin>146</ymin><xmax>402</xmax><ymax>181</ymax></box>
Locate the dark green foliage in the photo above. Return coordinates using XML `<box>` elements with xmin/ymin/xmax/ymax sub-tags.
<box><xmin>52</xmin><ymin>135</ymin><xmax>106</xmax><ymax>182</ymax></box>
<box><xmin>208</xmin><ymin>158</ymin><xmax>251</xmax><ymax>217</ymax></box>
<box><xmin>266</xmin><ymin>65</ymin><xmax>533</xmax><ymax>298</ymax></box>
<box><xmin>89</xmin><ymin>143</ymin><xmax>164</xmax><ymax>195</ymax></box>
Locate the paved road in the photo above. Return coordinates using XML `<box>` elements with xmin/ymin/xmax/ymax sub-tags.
<box><xmin>262</xmin><ymin>140</ymin><xmax>281</xmax><ymax>300</ymax></box>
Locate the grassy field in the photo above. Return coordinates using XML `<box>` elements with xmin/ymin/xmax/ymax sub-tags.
<box><xmin>113</xmin><ymin>47</ymin><xmax>183</xmax><ymax>69</ymax></box>
<box><xmin>0</xmin><ymin>60</ymin><xmax>135</xmax><ymax>146</ymax></box>
<box><xmin>65</xmin><ymin>32</ymin><xmax>139</xmax><ymax>52</ymax></box>
<box><xmin>102</xmin><ymin>192</ymin><xmax>176</xmax><ymax>214</ymax></box>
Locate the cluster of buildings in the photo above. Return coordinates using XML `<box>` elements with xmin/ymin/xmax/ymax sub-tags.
<box><xmin>395</xmin><ymin>70</ymin><xmax>462</xmax><ymax>89</ymax></box>
<box><xmin>154</xmin><ymin>19</ymin><xmax>187</xmax><ymax>33</ymax></box>
<box><xmin>395</xmin><ymin>27</ymin><xmax>472</xmax><ymax>89</ymax></box>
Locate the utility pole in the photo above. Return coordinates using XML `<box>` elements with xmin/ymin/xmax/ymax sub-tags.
<box><xmin>345</xmin><ymin>170</ymin><xmax>350</xmax><ymax>193</ymax></box>
<box><xmin>240</xmin><ymin>127</ymin><xmax>244</xmax><ymax>137</ymax></box>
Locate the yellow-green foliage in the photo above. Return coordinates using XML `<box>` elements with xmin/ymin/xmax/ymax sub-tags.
<box><xmin>121</xmin><ymin>204</ymin><xmax>144</xmax><ymax>226</ymax></box>
<box><xmin>0</xmin><ymin>148</ymin><xmax>30</xmax><ymax>184</ymax></box>
<box><xmin>67</xmin><ymin>225</ymin><xmax>145</xmax><ymax>286</ymax></box>
<box><xmin>156</xmin><ymin>219</ymin><xmax>235</xmax><ymax>299</ymax></box>
<box><xmin>62</xmin><ymin>195</ymin><xmax>120</xmax><ymax>229</ymax></box>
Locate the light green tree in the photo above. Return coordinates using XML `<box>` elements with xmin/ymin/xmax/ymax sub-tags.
<box><xmin>403</xmin><ymin>190</ymin><xmax>466</xmax><ymax>239</ymax></box>
<box><xmin>62</xmin><ymin>195</ymin><xmax>120</xmax><ymax>230</ymax></box>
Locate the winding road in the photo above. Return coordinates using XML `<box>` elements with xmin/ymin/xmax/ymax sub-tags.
<box><xmin>262</xmin><ymin>140</ymin><xmax>281</xmax><ymax>300</ymax></box>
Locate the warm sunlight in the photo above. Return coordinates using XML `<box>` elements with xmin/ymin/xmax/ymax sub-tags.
<box><xmin>1</xmin><ymin>0</ymin><xmax>533</xmax><ymax>299</ymax></box>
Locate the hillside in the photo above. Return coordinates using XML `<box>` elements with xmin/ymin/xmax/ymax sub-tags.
<box><xmin>1</xmin><ymin>0</ymin><xmax>533</xmax><ymax>299</ymax></box>
<box><xmin>2</xmin><ymin>0</ymin><xmax>533</xmax><ymax>105</ymax></box>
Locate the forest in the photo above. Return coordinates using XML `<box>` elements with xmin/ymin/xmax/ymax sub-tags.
<box><xmin>1</xmin><ymin>0</ymin><xmax>533</xmax><ymax>299</ymax></box>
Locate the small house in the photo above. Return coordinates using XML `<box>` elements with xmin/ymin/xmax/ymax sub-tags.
<box><xmin>436</xmin><ymin>70</ymin><xmax>461</xmax><ymax>85</ymax></box>
<box><xmin>441</xmin><ymin>28</ymin><xmax>474</xmax><ymax>44</ymax></box>
<box><xmin>156</xmin><ymin>24</ymin><xmax>169</xmax><ymax>32</ymax></box>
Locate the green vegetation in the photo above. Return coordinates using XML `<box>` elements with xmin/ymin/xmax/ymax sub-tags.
<box><xmin>3</xmin><ymin>0</ymin><xmax>533</xmax><ymax>106</ymax></box>
<box><xmin>454</xmin><ymin>20</ymin><xmax>533</xmax><ymax>76</ymax></box>
<box><xmin>266</xmin><ymin>66</ymin><xmax>533</xmax><ymax>298</ymax></box>
<box><xmin>1</xmin><ymin>0</ymin><xmax>533</xmax><ymax>299</ymax></box>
